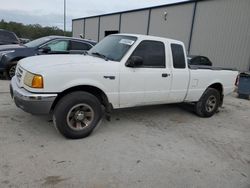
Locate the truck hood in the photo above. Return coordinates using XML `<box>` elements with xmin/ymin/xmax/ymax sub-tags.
<box><xmin>19</xmin><ymin>54</ymin><xmax>114</xmax><ymax>74</ymax></box>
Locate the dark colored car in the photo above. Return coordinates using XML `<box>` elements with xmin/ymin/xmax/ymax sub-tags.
<box><xmin>0</xmin><ymin>36</ymin><xmax>96</xmax><ymax>79</ymax></box>
<box><xmin>187</xmin><ymin>55</ymin><xmax>213</xmax><ymax>66</ymax></box>
<box><xmin>0</xmin><ymin>29</ymin><xmax>20</xmax><ymax>45</ymax></box>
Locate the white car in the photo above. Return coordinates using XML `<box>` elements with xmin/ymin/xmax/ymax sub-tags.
<box><xmin>10</xmin><ymin>34</ymin><xmax>238</xmax><ymax>139</ymax></box>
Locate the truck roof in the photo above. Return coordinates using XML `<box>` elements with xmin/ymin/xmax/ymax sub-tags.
<box><xmin>114</xmin><ymin>33</ymin><xmax>184</xmax><ymax>45</ymax></box>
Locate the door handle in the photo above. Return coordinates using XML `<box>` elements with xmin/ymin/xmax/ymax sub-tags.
<box><xmin>162</xmin><ymin>73</ymin><xmax>170</xmax><ymax>77</ymax></box>
<box><xmin>104</xmin><ymin>76</ymin><xmax>115</xmax><ymax>80</ymax></box>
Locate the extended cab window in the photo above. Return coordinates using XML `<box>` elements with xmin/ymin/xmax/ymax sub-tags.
<box><xmin>131</xmin><ymin>40</ymin><xmax>165</xmax><ymax>68</ymax></box>
<box><xmin>171</xmin><ymin>43</ymin><xmax>186</xmax><ymax>69</ymax></box>
<box><xmin>70</xmin><ymin>41</ymin><xmax>92</xmax><ymax>51</ymax></box>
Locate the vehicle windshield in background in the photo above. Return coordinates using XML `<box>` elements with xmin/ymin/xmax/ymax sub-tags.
<box><xmin>25</xmin><ymin>36</ymin><xmax>51</xmax><ymax>48</ymax></box>
<box><xmin>0</xmin><ymin>30</ymin><xmax>19</xmax><ymax>44</ymax></box>
<box><xmin>188</xmin><ymin>55</ymin><xmax>213</xmax><ymax>66</ymax></box>
<box><xmin>88</xmin><ymin>35</ymin><xmax>137</xmax><ymax>61</ymax></box>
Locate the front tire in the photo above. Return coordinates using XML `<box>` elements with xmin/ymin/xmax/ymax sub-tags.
<box><xmin>3</xmin><ymin>64</ymin><xmax>16</xmax><ymax>80</ymax></box>
<box><xmin>53</xmin><ymin>91</ymin><xmax>102</xmax><ymax>139</ymax></box>
<box><xmin>195</xmin><ymin>88</ymin><xmax>220</xmax><ymax>117</ymax></box>
<box><xmin>5</xmin><ymin>63</ymin><xmax>17</xmax><ymax>80</ymax></box>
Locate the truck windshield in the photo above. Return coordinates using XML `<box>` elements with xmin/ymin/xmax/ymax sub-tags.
<box><xmin>88</xmin><ymin>35</ymin><xmax>137</xmax><ymax>61</ymax></box>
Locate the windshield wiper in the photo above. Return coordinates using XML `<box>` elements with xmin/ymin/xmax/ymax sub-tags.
<box><xmin>91</xmin><ymin>51</ymin><xmax>110</xmax><ymax>61</ymax></box>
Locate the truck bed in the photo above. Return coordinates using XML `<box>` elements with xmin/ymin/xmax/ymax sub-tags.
<box><xmin>189</xmin><ymin>65</ymin><xmax>237</xmax><ymax>71</ymax></box>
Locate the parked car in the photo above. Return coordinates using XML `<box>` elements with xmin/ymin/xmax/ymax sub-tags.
<box><xmin>0</xmin><ymin>29</ymin><xmax>20</xmax><ymax>45</ymax></box>
<box><xmin>0</xmin><ymin>36</ymin><xmax>96</xmax><ymax>79</ymax></box>
<box><xmin>10</xmin><ymin>34</ymin><xmax>238</xmax><ymax>139</ymax></box>
<box><xmin>187</xmin><ymin>55</ymin><xmax>213</xmax><ymax>66</ymax></box>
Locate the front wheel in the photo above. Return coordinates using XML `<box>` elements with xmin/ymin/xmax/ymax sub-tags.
<box><xmin>53</xmin><ymin>91</ymin><xmax>102</xmax><ymax>139</ymax></box>
<box><xmin>4</xmin><ymin>64</ymin><xmax>17</xmax><ymax>80</ymax></box>
<box><xmin>195</xmin><ymin>88</ymin><xmax>220</xmax><ymax>117</ymax></box>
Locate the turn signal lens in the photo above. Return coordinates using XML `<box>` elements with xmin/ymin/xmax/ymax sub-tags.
<box><xmin>24</xmin><ymin>72</ymin><xmax>43</xmax><ymax>88</ymax></box>
<box><xmin>32</xmin><ymin>75</ymin><xmax>43</xmax><ymax>88</ymax></box>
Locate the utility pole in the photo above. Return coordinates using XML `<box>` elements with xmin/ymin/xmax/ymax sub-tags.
<box><xmin>64</xmin><ymin>0</ymin><xmax>66</xmax><ymax>35</ymax></box>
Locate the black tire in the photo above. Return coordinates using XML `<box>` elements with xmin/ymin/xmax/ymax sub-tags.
<box><xmin>53</xmin><ymin>91</ymin><xmax>102</xmax><ymax>139</ymax></box>
<box><xmin>5</xmin><ymin>64</ymin><xmax>17</xmax><ymax>80</ymax></box>
<box><xmin>195</xmin><ymin>88</ymin><xmax>221</xmax><ymax>118</ymax></box>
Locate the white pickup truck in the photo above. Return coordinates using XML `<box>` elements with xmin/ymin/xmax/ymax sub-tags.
<box><xmin>10</xmin><ymin>34</ymin><xmax>238</xmax><ymax>139</ymax></box>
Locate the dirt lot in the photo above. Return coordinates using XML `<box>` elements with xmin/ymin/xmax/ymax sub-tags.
<box><xmin>0</xmin><ymin>80</ymin><xmax>249</xmax><ymax>188</ymax></box>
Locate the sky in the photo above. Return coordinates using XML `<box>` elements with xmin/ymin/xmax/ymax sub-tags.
<box><xmin>0</xmin><ymin>0</ymin><xmax>187</xmax><ymax>31</ymax></box>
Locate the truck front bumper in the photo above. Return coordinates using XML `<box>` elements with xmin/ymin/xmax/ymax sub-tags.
<box><xmin>10</xmin><ymin>77</ymin><xmax>57</xmax><ymax>115</ymax></box>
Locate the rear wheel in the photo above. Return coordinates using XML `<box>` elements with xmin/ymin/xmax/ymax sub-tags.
<box><xmin>195</xmin><ymin>88</ymin><xmax>220</xmax><ymax>117</ymax></box>
<box><xmin>53</xmin><ymin>91</ymin><xmax>102</xmax><ymax>139</ymax></box>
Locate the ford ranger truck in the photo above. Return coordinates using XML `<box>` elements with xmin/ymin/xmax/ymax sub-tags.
<box><xmin>10</xmin><ymin>34</ymin><xmax>238</xmax><ymax>139</ymax></box>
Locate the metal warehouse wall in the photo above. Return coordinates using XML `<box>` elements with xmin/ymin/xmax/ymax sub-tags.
<box><xmin>190</xmin><ymin>0</ymin><xmax>250</xmax><ymax>71</ymax></box>
<box><xmin>120</xmin><ymin>10</ymin><xmax>149</xmax><ymax>35</ymax></box>
<box><xmin>99</xmin><ymin>14</ymin><xmax>120</xmax><ymax>40</ymax></box>
<box><xmin>72</xmin><ymin>0</ymin><xmax>250</xmax><ymax>71</ymax></box>
<box><xmin>148</xmin><ymin>3</ymin><xmax>194</xmax><ymax>48</ymax></box>
<box><xmin>85</xmin><ymin>17</ymin><xmax>99</xmax><ymax>41</ymax></box>
<box><xmin>72</xmin><ymin>20</ymin><xmax>84</xmax><ymax>38</ymax></box>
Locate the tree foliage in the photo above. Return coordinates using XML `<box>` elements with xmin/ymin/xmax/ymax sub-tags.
<box><xmin>0</xmin><ymin>19</ymin><xmax>72</xmax><ymax>40</ymax></box>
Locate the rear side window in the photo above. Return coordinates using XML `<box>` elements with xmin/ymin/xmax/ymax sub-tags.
<box><xmin>71</xmin><ymin>41</ymin><xmax>92</xmax><ymax>50</ymax></box>
<box><xmin>200</xmin><ymin>57</ymin><xmax>209</xmax><ymax>65</ymax></box>
<box><xmin>171</xmin><ymin>43</ymin><xmax>186</xmax><ymax>69</ymax></box>
<box><xmin>131</xmin><ymin>40</ymin><xmax>165</xmax><ymax>68</ymax></box>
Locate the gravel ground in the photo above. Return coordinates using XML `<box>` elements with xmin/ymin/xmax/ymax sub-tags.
<box><xmin>0</xmin><ymin>80</ymin><xmax>249</xmax><ymax>188</ymax></box>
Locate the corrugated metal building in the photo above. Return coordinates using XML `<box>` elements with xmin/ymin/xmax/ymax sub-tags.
<box><xmin>72</xmin><ymin>0</ymin><xmax>250</xmax><ymax>71</ymax></box>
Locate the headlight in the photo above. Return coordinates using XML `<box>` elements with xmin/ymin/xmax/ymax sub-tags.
<box><xmin>24</xmin><ymin>72</ymin><xmax>43</xmax><ymax>88</ymax></box>
<box><xmin>0</xmin><ymin>50</ymin><xmax>15</xmax><ymax>56</ymax></box>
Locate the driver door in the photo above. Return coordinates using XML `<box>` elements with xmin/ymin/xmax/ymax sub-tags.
<box><xmin>119</xmin><ymin>40</ymin><xmax>172</xmax><ymax>107</ymax></box>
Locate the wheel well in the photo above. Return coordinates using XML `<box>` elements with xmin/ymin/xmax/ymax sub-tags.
<box><xmin>7</xmin><ymin>57</ymin><xmax>25</xmax><ymax>69</ymax></box>
<box><xmin>12</xmin><ymin>57</ymin><xmax>25</xmax><ymax>62</ymax></box>
<box><xmin>208</xmin><ymin>83</ymin><xmax>224</xmax><ymax>105</ymax></box>
<box><xmin>50</xmin><ymin>85</ymin><xmax>112</xmax><ymax>113</ymax></box>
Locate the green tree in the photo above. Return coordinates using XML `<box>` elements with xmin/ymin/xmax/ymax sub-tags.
<box><xmin>0</xmin><ymin>20</ymin><xmax>72</xmax><ymax>40</ymax></box>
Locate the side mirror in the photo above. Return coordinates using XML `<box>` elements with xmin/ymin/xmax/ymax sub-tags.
<box><xmin>39</xmin><ymin>46</ymin><xmax>51</xmax><ymax>53</ymax></box>
<box><xmin>126</xmin><ymin>56</ymin><xmax>143</xmax><ymax>67</ymax></box>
